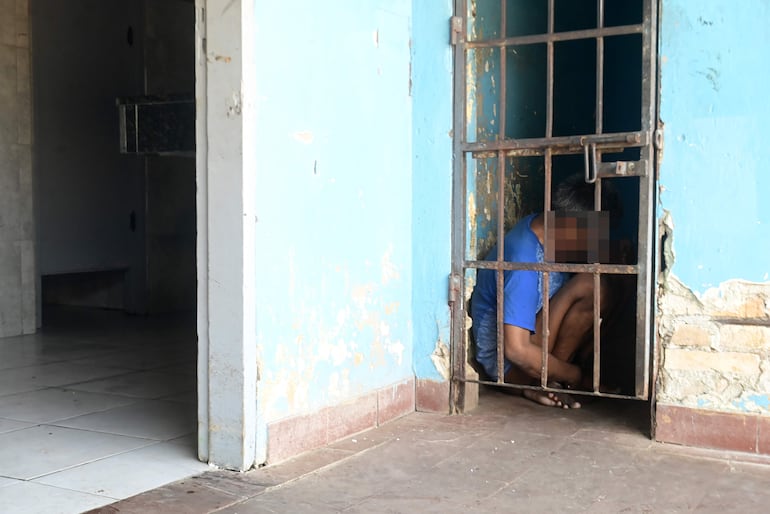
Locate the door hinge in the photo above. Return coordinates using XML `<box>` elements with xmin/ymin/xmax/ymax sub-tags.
<box><xmin>450</xmin><ymin>16</ymin><xmax>463</xmax><ymax>45</ymax></box>
<box><xmin>448</xmin><ymin>272</ymin><xmax>462</xmax><ymax>305</ymax></box>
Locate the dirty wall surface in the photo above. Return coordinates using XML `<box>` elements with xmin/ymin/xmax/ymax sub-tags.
<box><xmin>657</xmin><ymin>0</ymin><xmax>770</xmax><ymax>415</ymax></box>
<box><xmin>0</xmin><ymin>0</ymin><xmax>35</xmax><ymax>337</ymax></box>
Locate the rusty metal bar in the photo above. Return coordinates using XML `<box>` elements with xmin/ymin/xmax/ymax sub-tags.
<box><xmin>499</xmin><ymin>0</ymin><xmax>507</xmax><ymax>142</ymax></box>
<box><xmin>462</xmin><ymin>377</ymin><xmax>637</xmax><ymax>400</ymax></box>
<box><xmin>469</xmin><ymin>260</ymin><xmax>637</xmax><ymax>274</ymax></box>
<box><xmin>541</xmin><ymin>148</ymin><xmax>553</xmax><ymax>387</ymax></box>
<box><xmin>463</xmin><ymin>130</ymin><xmax>648</xmax><ymax>154</ymax></box>
<box><xmin>634</xmin><ymin>0</ymin><xmax>658</xmax><ymax>399</ymax></box>
<box><xmin>596</xmin><ymin>0</ymin><xmax>605</xmax><ymax>135</ymax></box>
<box><xmin>495</xmin><ymin>149</ymin><xmax>506</xmax><ymax>384</ymax></box>
<box><xmin>497</xmin><ymin>2</ymin><xmax>508</xmax><ymax>385</ymax></box>
<box><xmin>593</xmin><ymin>272</ymin><xmax>601</xmax><ymax>392</ymax></box>
<box><xmin>546</xmin><ymin>0</ymin><xmax>554</xmax><ymax>138</ymax></box>
<box><xmin>466</xmin><ymin>23</ymin><xmax>642</xmax><ymax>48</ymax></box>
<box><xmin>592</xmin><ymin>177</ymin><xmax>603</xmax><ymax>393</ymax></box>
<box><xmin>450</xmin><ymin>0</ymin><xmax>468</xmax><ymax>404</ymax></box>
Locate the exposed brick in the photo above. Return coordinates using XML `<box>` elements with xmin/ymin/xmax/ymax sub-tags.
<box><xmin>377</xmin><ymin>378</ymin><xmax>414</xmax><ymax>425</ymax></box>
<box><xmin>718</xmin><ymin>325</ymin><xmax>770</xmax><ymax>352</ymax></box>
<box><xmin>700</xmin><ymin>280</ymin><xmax>770</xmax><ymax>319</ymax></box>
<box><xmin>655</xmin><ymin>404</ymin><xmax>758</xmax><ymax>453</ymax></box>
<box><xmin>664</xmin><ymin>348</ymin><xmax>760</xmax><ymax>375</ymax></box>
<box><xmin>670</xmin><ymin>324</ymin><xmax>712</xmax><ymax>348</ymax></box>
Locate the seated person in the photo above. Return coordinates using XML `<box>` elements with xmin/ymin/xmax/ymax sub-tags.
<box><xmin>470</xmin><ymin>175</ymin><xmax>622</xmax><ymax>408</ymax></box>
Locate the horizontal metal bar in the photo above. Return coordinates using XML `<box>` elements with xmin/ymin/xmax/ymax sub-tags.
<box><xmin>467</xmin><ymin>260</ymin><xmax>638</xmax><ymax>274</ymax></box>
<box><xmin>466</xmin><ymin>23</ymin><xmax>643</xmax><ymax>48</ymax></box>
<box><xmin>460</xmin><ymin>378</ymin><xmax>642</xmax><ymax>400</ymax></box>
<box><xmin>463</xmin><ymin>131</ymin><xmax>648</xmax><ymax>155</ymax></box>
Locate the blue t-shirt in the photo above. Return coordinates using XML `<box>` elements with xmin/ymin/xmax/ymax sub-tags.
<box><xmin>470</xmin><ymin>213</ymin><xmax>568</xmax><ymax>380</ymax></box>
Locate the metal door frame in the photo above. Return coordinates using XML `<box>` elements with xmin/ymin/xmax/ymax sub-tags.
<box><xmin>450</xmin><ymin>0</ymin><xmax>659</xmax><ymax>408</ymax></box>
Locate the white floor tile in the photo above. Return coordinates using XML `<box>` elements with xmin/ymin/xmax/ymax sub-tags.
<box><xmin>54</xmin><ymin>400</ymin><xmax>195</xmax><ymax>441</ymax></box>
<box><xmin>0</xmin><ymin>417</ymin><xmax>35</xmax><ymax>434</ymax></box>
<box><xmin>0</xmin><ymin>425</ymin><xmax>153</xmax><ymax>480</ymax></box>
<box><xmin>0</xmin><ymin>477</ymin><xmax>22</xmax><ymax>488</ymax></box>
<box><xmin>160</xmin><ymin>390</ymin><xmax>197</xmax><ymax>404</ymax></box>
<box><xmin>0</xmin><ymin>480</ymin><xmax>112</xmax><ymax>514</ymax></box>
<box><xmin>0</xmin><ymin>388</ymin><xmax>137</xmax><ymax>424</ymax></box>
<box><xmin>0</xmin><ymin>362</ymin><xmax>128</xmax><ymax>397</ymax></box>
<box><xmin>67</xmin><ymin>370</ymin><xmax>194</xmax><ymax>399</ymax></box>
<box><xmin>167</xmin><ymin>433</ymin><xmax>198</xmax><ymax>447</ymax></box>
<box><xmin>34</xmin><ymin>442</ymin><xmax>210</xmax><ymax>499</ymax></box>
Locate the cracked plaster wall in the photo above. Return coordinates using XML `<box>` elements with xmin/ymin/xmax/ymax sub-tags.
<box><xmin>657</xmin><ymin>0</ymin><xmax>770</xmax><ymax>416</ymax></box>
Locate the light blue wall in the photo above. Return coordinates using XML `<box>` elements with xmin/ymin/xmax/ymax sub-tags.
<box><xmin>411</xmin><ymin>0</ymin><xmax>454</xmax><ymax>381</ymax></box>
<box><xmin>253</xmin><ymin>0</ymin><xmax>456</xmax><ymax>422</ymax></box>
<box><xmin>659</xmin><ymin>0</ymin><xmax>770</xmax><ymax>291</ymax></box>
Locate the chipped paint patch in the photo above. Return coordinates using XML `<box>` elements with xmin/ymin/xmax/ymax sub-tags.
<box><xmin>430</xmin><ymin>339</ymin><xmax>450</xmax><ymax>380</ymax></box>
<box><xmin>292</xmin><ymin>131</ymin><xmax>314</xmax><ymax>144</ymax></box>
<box><xmin>380</xmin><ymin>245</ymin><xmax>400</xmax><ymax>285</ymax></box>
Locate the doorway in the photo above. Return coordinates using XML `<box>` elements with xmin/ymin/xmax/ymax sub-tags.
<box><xmin>451</xmin><ymin>0</ymin><xmax>658</xmax><ymax>419</ymax></box>
<box><xmin>0</xmin><ymin>0</ymin><xmax>202</xmax><ymax>509</ymax></box>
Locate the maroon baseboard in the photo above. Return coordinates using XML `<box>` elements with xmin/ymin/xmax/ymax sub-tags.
<box><xmin>656</xmin><ymin>404</ymin><xmax>770</xmax><ymax>455</ymax></box>
<box><xmin>267</xmin><ymin>378</ymin><xmax>415</xmax><ymax>464</ymax></box>
<box><xmin>416</xmin><ymin>378</ymin><xmax>451</xmax><ymax>414</ymax></box>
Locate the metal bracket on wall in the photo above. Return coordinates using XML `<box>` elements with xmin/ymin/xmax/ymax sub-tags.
<box><xmin>448</xmin><ymin>272</ymin><xmax>462</xmax><ymax>306</ymax></box>
<box><xmin>450</xmin><ymin>16</ymin><xmax>463</xmax><ymax>45</ymax></box>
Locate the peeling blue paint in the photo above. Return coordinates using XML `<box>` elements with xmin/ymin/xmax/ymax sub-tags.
<box><xmin>659</xmin><ymin>0</ymin><xmax>770</xmax><ymax>291</ymax></box>
<box><xmin>748</xmin><ymin>394</ymin><xmax>770</xmax><ymax>410</ymax></box>
<box><xmin>253</xmin><ymin>0</ymin><xmax>417</xmax><ymax>421</ymax></box>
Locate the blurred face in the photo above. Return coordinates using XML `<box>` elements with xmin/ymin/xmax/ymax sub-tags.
<box><xmin>546</xmin><ymin>211</ymin><xmax>610</xmax><ymax>263</ymax></box>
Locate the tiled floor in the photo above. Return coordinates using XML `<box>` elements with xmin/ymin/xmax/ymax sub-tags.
<box><xmin>0</xmin><ymin>306</ymin><xmax>210</xmax><ymax>514</ymax></box>
<box><xmin>92</xmin><ymin>389</ymin><xmax>770</xmax><ymax>514</ymax></box>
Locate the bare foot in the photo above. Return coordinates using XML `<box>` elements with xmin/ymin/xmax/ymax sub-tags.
<box><xmin>522</xmin><ymin>388</ymin><xmax>581</xmax><ymax>409</ymax></box>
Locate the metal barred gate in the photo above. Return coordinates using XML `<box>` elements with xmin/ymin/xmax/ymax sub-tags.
<box><xmin>450</xmin><ymin>0</ymin><xmax>659</xmax><ymax>406</ymax></box>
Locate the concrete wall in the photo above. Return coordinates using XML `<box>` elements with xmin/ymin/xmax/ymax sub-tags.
<box><xmin>657</xmin><ymin>1</ymin><xmax>770</xmax><ymax>422</ymax></box>
<box><xmin>250</xmin><ymin>0</ymin><xmax>454</xmax><ymax>459</ymax></box>
<box><xmin>0</xmin><ymin>0</ymin><xmax>35</xmax><ymax>337</ymax></box>
<box><xmin>32</xmin><ymin>0</ymin><xmax>147</xmax><ymax>311</ymax></box>
<box><xmin>411</xmin><ymin>1</ymin><xmax>454</xmax><ymax>397</ymax></box>
<box><xmin>253</xmin><ymin>0</ymin><xmax>415</xmax><ymax>424</ymax></box>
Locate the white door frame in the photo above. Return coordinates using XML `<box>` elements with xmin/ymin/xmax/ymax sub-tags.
<box><xmin>195</xmin><ymin>0</ymin><xmax>259</xmax><ymax>471</ymax></box>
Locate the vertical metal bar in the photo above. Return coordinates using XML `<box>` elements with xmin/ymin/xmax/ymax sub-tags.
<box><xmin>499</xmin><ymin>0</ymin><xmax>507</xmax><ymax>141</ymax></box>
<box><xmin>541</xmin><ymin>148</ymin><xmax>553</xmax><ymax>387</ymax></box>
<box><xmin>450</xmin><ymin>0</ymin><xmax>469</xmax><ymax>395</ymax></box>
<box><xmin>593</xmin><ymin>272</ymin><xmax>601</xmax><ymax>392</ymax></box>
<box><xmin>546</xmin><ymin>0</ymin><xmax>554</xmax><ymax>138</ymax></box>
<box><xmin>496</xmin><ymin>150</ymin><xmax>506</xmax><ymax>384</ymax></box>
<box><xmin>635</xmin><ymin>0</ymin><xmax>658</xmax><ymax>399</ymax></box>
<box><xmin>596</xmin><ymin>0</ymin><xmax>605</xmax><ymax>135</ymax></box>
<box><xmin>593</xmin><ymin>179</ymin><xmax>603</xmax><ymax>392</ymax></box>
<box><xmin>495</xmin><ymin>0</ymin><xmax>508</xmax><ymax>385</ymax></box>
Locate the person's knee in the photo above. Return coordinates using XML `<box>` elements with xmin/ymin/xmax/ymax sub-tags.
<box><xmin>566</xmin><ymin>273</ymin><xmax>595</xmax><ymax>303</ymax></box>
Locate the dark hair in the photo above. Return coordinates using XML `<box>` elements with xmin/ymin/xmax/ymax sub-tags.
<box><xmin>552</xmin><ymin>174</ymin><xmax>622</xmax><ymax>220</ymax></box>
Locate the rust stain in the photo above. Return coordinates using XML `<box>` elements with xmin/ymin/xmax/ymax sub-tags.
<box><xmin>213</xmin><ymin>54</ymin><xmax>232</xmax><ymax>63</ymax></box>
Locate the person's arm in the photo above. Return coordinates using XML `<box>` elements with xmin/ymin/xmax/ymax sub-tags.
<box><xmin>504</xmin><ymin>324</ymin><xmax>581</xmax><ymax>386</ymax></box>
